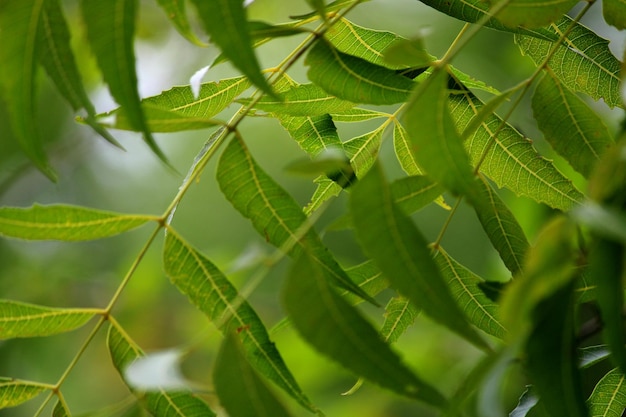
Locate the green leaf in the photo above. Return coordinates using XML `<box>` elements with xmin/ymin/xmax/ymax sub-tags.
<box><xmin>304</xmin><ymin>177</ymin><xmax>342</xmax><ymax>215</ymax></box>
<box><xmin>572</xmin><ymin>202</ymin><xmax>626</xmax><ymax>244</ymax></box>
<box><xmin>588</xmin><ymin>368</ymin><xmax>626</xmax><ymax>417</ymax></box>
<box><xmin>305</xmin><ymin>0</ymin><xmax>328</xmax><ymax>21</ymax></box>
<box><xmin>100</xmin><ymin>76</ymin><xmax>250</xmax><ymax>132</ymax></box>
<box><xmin>341</xmin><ymin>260</ymin><xmax>389</xmax><ymax>305</ymax></box>
<box><xmin>343</xmin><ymin>124</ymin><xmax>386</xmax><ymax>177</ymax></box>
<box><xmin>81</xmin><ymin>0</ymin><xmax>166</xmax><ymax>161</ymax></box>
<box><xmin>603</xmin><ymin>0</ymin><xmax>626</xmax><ymax>30</ymax></box>
<box><xmin>0</xmin><ymin>204</ymin><xmax>155</xmax><ymax>241</ymax></box>
<box><xmin>391</xmin><ymin>175</ymin><xmax>444</xmax><ymax>215</ymax></box>
<box><xmin>214</xmin><ymin>333</ymin><xmax>295</xmax><ymax>417</ymax></box>
<box><xmin>383</xmin><ymin>37</ymin><xmax>433</xmax><ymax>68</ymax></box>
<box><xmin>0</xmin><ymin>380</ymin><xmax>46</xmax><ymax>409</ymax></box>
<box><xmin>53</xmin><ymin>398</ymin><xmax>70</xmax><ymax>417</ymax></box>
<box><xmin>381</xmin><ymin>297</ymin><xmax>420</xmax><ymax>344</ymax></box>
<box><xmin>471</xmin><ymin>176</ymin><xmax>530</xmax><ymax>274</ymax></box>
<box><xmin>435</xmin><ymin>250</ymin><xmax>507</xmax><ymax>340</ymax></box>
<box><xmin>331</xmin><ymin>107</ymin><xmax>390</xmax><ymax>122</ymax></box>
<box><xmin>515</xmin><ymin>17</ymin><xmax>623</xmax><ymax>108</ymax></box>
<box><xmin>305</xmin><ymin>39</ymin><xmax>415</xmax><ymax>105</ymax></box>
<box><xmin>350</xmin><ymin>162</ymin><xmax>489</xmax><ymax>350</ymax></box>
<box><xmin>588</xmin><ymin>139</ymin><xmax>626</xmax><ymax>205</ymax></box>
<box><xmin>216</xmin><ymin>136</ymin><xmax>373</xmax><ymax>303</ymax></box>
<box><xmin>248</xmin><ymin>21</ymin><xmax>307</xmax><ymax>39</ymax></box>
<box><xmin>242</xmin><ymin>83</ymin><xmax>355</xmax><ymax>116</ymax></box>
<box><xmin>449</xmin><ymin>90</ymin><xmax>584</xmax><ymax>211</ymax></box>
<box><xmin>162</xmin><ymin>229</ymin><xmax>316</xmax><ymax>413</ymax></box>
<box><xmin>283</xmin><ymin>253</ymin><xmax>448</xmax><ymax>407</ymax></box>
<box><xmin>525</xmin><ymin>283</ymin><xmax>587</xmax><ymax>417</ymax></box>
<box><xmin>189</xmin><ymin>0</ymin><xmax>275</xmax><ymax>98</ymax></box>
<box><xmin>0</xmin><ymin>0</ymin><xmax>56</xmax><ymax>180</ymax></box>
<box><xmin>0</xmin><ymin>300</ymin><xmax>96</xmax><ymax>339</ymax></box>
<box><xmin>393</xmin><ymin>121</ymin><xmax>422</xmax><ymax>176</ymax></box>
<box><xmin>37</xmin><ymin>0</ymin><xmax>120</xmax><ymax>148</ymax></box>
<box><xmin>107</xmin><ymin>323</ymin><xmax>218</xmax><ymax>417</ymax></box>
<box><xmin>532</xmin><ymin>70</ymin><xmax>614</xmax><ymax>178</ymax></box>
<box><xmin>485</xmin><ymin>0</ymin><xmax>577</xmax><ymax>28</ymax></box>
<box><xmin>155</xmin><ymin>0</ymin><xmax>206</xmax><ymax>46</ymax></box>
<box><xmin>291</xmin><ymin>0</ymin><xmax>371</xmax><ymax>20</ymax></box>
<box><xmin>277</xmin><ymin>113</ymin><xmax>342</xmax><ymax>157</ymax></box>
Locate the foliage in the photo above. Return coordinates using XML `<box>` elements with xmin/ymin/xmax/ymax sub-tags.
<box><xmin>0</xmin><ymin>0</ymin><xmax>625</xmax><ymax>416</ymax></box>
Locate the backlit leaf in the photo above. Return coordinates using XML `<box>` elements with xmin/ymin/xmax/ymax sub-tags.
<box><xmin>342</xmin><ymin>260</ymin><xmax>388</xmax><ymax>305</ymax></box>
<box><xmin>107</xmin><ymin>323</ymin><xmax>217</xmax><ymax>417</ymax></box>
<box><xmin>350</xmin><ymin>162</ymin><xmax>489</xmax><ymax>350</ymax></box>
<box><xmin>278</xmin><ymin>114</ymin><xmax>342</xmax><ymax>157</ymax></box>
<box><xmin>0</xmin><ymin>0</ymin><xmax>56</xmax><ymax>180</ymax></box>
<box><xmin>515</xmin><ymin>17</ymin><xmax>623</xmax><ymax>108</ymax></box>
<box><xmin>603</xmin><ymin>0</ymin><xmax>626</xmax><ymax>30</ymax></box>
<box><xmin>331</xmin><ymin>107</ymin><xmax>390</xmax><ymax>122</ymax></box>
<box><xmin>81</xmin><ymin>0</ymin><xmax>166</xmax><ymax>161</ymax></box>
<box><xmin>532</xmin><ymin>70</ymin><xmax>613</xmax><ymax>178</ymax></box>
<box><xmin>393</xmin><ymin>121</ymin><xmax>422</xmax><ymax>176</ymax></box>
<box><xmin>214</xmin><ymin>333</ymin><xmax>294</xmax><ymax>417</ymax></box>
<box><xmin>305</xmin><ymin>39</ymin><xmax>415</xmax><ymax>105</ymax></box>
<box><xmin>0</xmin><ymin>300</ymin><xmax>96</xmax><ymax>339</ymax></box>
<box><xmin>0</xmin><ymin>380</ymin><xmax>46</xmax><ymax>409</ymax></box>
<box><xmin>485</xmin><ymin>0</ymin><xmax>577</xmax><ymax>28</ymax></box>
<box><xmin>0</xmin><ymin>205</ymin><xmax>156</xmax><ymax>241</ymax></box>
<box><xmin>101</xmin><ymin>76</ymin><xmax>250</xmax><ymax>132</ymax></box>
<box><xmin>216</xmin><ymin>136</ymin><xmax>373</xmax><ymax>303</ymax></box>
<box><xmin>381</xmin><ymin>297</ymin><xmax>419</xmax><ymax>344</ymax></box>
<box><xmin>283</xmin><ymin>254</ymin><xmax>448</xmax><ymax>407</ymax></box>
<box><xmin>588</xmin><ymin>368</ymin><xmax>626</xmax><ymax>417</ymax></box>
<box><xmin>190</xmin><ymin>0</ymin><xmax>275</xmax><ymax>97</ymax></box>
<box><xmin>155</xmin><ymin>0</ymin><xmax>206</xmax><ymax>46</ymax></box>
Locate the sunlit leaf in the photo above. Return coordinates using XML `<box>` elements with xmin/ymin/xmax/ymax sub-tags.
<box><xmin>107</xmin><ymin>323</ymin><xmax>217</xmax><ymax>417</ymax></box>
<box><xmin>0</xmin><ymin>300</ymin><xmax>96</xmax><ymax>339</ymax></box>
<box><xmin>216</xmin><ymin>136</ymin><xmax>373</xmax><ymax>303</ymax></box>
<box><xmin>0</xmin><ymin>379</ymin><xmax>46</xmax><ymax>409</ymax></box>
<box><xmin>331</xmin><ymin>107</ymin><xmax>390</xmax><ymax>122</ymax></box>
<box><xmin>603</xmin><ymin>0</ymin><xmax>626</xmax><ymax>30</ymax></box>
<box><xmin>284</xmin><ymin>253</ymin><xmax>448</xmax><ymax>406</ymax></box>
<box><xmin>588</xmin><ymin>367</ymin><xmax>626</xmax><ymax>417</ymax></box>
<box><xmin>81</xmin><ymin>0</ymin><xmax>166</xmax><ymax>161</ymax></box>
<box><xmin>525</xmin><ymin>283</ymin><xmax>587</xmax><ymax>417</ymax></box>
<box><xmin>155</xmin><ymin>0</ymin><xmax>206</xmax><ymax>46</ymax></box>
<box><xmin>351</xmin><ymin>163</ymin><xmax>489</xmax><ymax>350</ymax></box>
<box><xmin>0</xmin><ymin>205</ymin><xmax>156</xmax><ymax>241</ymax></box>
<box><xmin>485</xmin><ymin>0</ymin><xmax>577</xmax><ymax>28</ymax></box>
<box><xmin>162</xmin><ymin>230</ymin><xmax>316</xmax><ymax>412</ymax></box>
<box><xmin>190</xmin><ymin>0</ymin><xmax>275</xmax><ymax>97</ymax></box>
<box><xmin>305</xmin><ymin>39</ymin><xmax>415</xmax><ymax>105</ymax></box>
<box><xmin>38</xmin><ymin>0</ymin><xmax>120</xmax><ymax>148</ymax></box>
<box><xmin>100</xmin><ymin>76</ymin><xmax>250</xmax><ymax>132</ymax></box>
<box><xmin>435</xmin><ymin>250</ymin><xmax>507</xmax><ymax>339</ymax></box>
<box><xmin>0</xmin><ymin>0</ymin><xmax>56</xmax><ymax>180</ymax></box>
<box><xmin>532</xmin><ymin>70</ymin><xmax>613</xmax><ymax>178</ymax></box>
<box><xmin>515</xmin><ymin>17</ymin><xmax>623</xmax><ymax>108</ymax></box>
<box><xmin>381</xmin><ymin>297</ymin><xmax>419</xmax><ymax>344</ymax></box>
<box><xmin>214</xmin><ymin>333</ymin><xmax>295</xmax><ymax>417</ymax></box>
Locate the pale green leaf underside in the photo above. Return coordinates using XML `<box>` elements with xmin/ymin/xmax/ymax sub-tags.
<box><xmin>284</xmin><ymin>254</ymin><xmax>447</xmax><ymax>406</ymax></box>
<box><xmin>0</xmin><ymin>204</ymin><xmax>155</xmax><ymax>241</ymax></box>
<box><xmin>278</xmin><ymin>113</ymin><xmax>342</xmax><ymax>158</ymax></box>
<box><xmin>214</xmin><ymin>333</ymin><xmax>295</xmax><ymax>417</ymax></box>
<box><xmin>532</xmin><ymin>70</ymin><xmax>613</xmax><ymax>178</ymax></box>
<box><xmin>0</xmin><ymin>300</ymin><xmax>96</xmax><ymax>339</ymax></box>
<box><xmin>162</xmin><ymin>229</ymin><xmax>314</xmax><ymax>412</ymax></box>
<box><xmin>107</xmin><ymin>323</ymin><xmax>217</xmax><ymax>417</ymax></box>
<box><xmin>102</xmin><ymin>76</ymin><xmax>250</xmax><ymax>132</ymax></box>
<box><xmin>588</xmin><ymin>368</ymin><xmax>626</xmax><ymax>417</ymax></box>
<box><xmin>381</xmin><ymin>297</ymin><xmax>420</xmax><ymax>345</ymax></box>
<box><xmin>0</xmin><ymin>380</ymin><xmax>46</xmax><ymax>409</ymax></box>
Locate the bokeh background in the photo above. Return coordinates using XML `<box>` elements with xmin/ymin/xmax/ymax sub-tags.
<box><xmin>0</xmin><ymin>1</ymin><xmax>623</xmax><ymax>416</ymax></box>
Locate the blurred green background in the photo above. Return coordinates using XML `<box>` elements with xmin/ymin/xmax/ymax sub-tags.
<box><xmin>0</xmin><ymin>1</ymin><xmax>622</xmax><ymax>416</ymax></box>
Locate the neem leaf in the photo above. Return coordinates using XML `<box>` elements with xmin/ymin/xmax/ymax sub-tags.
<box><xmin>587</xmin><ymin>367</ymin><xmax>626</xmax><ymax>417</ymax></box>
<box><xmin>0</xmin><ymin>205</ymin><xmax>156</xmax><ymax>241</ymax></box>
<box><xmin>350</xmin><ymin>162</ymin><xmax>489</xmax><ymax>350</ymax></box>
<box><xmin>155</xmin><ymin>0</ymin><xmax>206</xmax><ymax>46</ymax></box>
<box><xmin>283</xmin><ymin>253</ymin><xmax>448</xmax><ymax>407</ymax></box>
<box><xmin>485</xmin><ymin>0</ymin><xmax>578</xmax><ymax>28</ymax></box>
<box><xmin>0</xmin><ymin>300</ymin><xmax>96</xmax><ymax>339</ymax></box>
<box><xmin>603</xmin><ymin>0</ymin><xmax>626</xmax><ymax>30</ymax></box>
<box><xmin>305</xmin><ymin>39</ymin><xmax>415</xmax><ymax>105</ymax></box>
<box><xmin>52</xmin><ymin>397</ymin><xmax>70</xmax><ymax>417</ymax></box>
<box><xmin>380</xmin><ymin>297</ymin><xmax>420</xmax><ymax>345</ymax></box>
<box><xmin>0</xmin><ymin>380</ymin><xmax>47</xmax><ymax>409</ymax></box>
<box><xmin>214</xmin><ymin>333</ymin><xmax>295</xmax><ymax>417</ymax></box>
<box><xmin>0</xmin><ymin>1</ymin><xmax>56</xmax><ymax>180</ymax></box>
<box><xmin>190</xmin><ymin>0</ymin><xmax>275</xmax><ymax>98</ymax></box>
<box><xmin>81</xmin><ymin>0</ymin><xmax>166</xmax><ymax>161</ymax></box>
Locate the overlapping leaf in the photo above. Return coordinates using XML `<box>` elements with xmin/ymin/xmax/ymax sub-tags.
<box><xmin>331</xmin><ymin>107</ymin><xmax>390</xmax><ymax>122</ymax></box>
<box><xmin>107</xmin><ymin>323</ymin><xmax>217</xmax><ymax>417</ymax></box>
<box><xmin>155</xmin><ymin>0</ymin><xmax>206</xmax><ymax>46</ymax></box>
<box><xmin>484</xmin><ymin>0</ymin><xmax>577</xmax><ymax>28</ymax></box>
<box><xmin>278</xmin><ymin>114</ymin><xmax>342</xmax><ymax>157</ymax></box>
<box><xmin>515</xmin><ymin>17</ymin><xmax>623</xmax><ymax>108</ymax></box>
<box><xmin>291</xmin><ymin>0</ymin><xmax>371</xmax><ymax>20</ymax></box>
<box><xmin>100</xmin><ymin>76</ymin><xmax>250</xmax><ymax>132</ymax></box>
<box><xmin>393</xmin><ymin>122</ymin><xmax>422</xmax><ymax>176</ymax></box>
<box><xmin>0</xmin><ymin>300</ymin><xmax>96</xmax><ymax>339</ymax></box>
<box><xmin>81</xmin><ymin>0</ymin><xmax>165</xmax><ymax>161</ymax></box>
<box><xmin>216</xmin><ymin>136</ymin><xmax>372</xmax><ymax>302</ymax></box>
<box><xmin>391</xmin><ymin>175</ymin><xmax>444</xmax><ymax>215</ymax></box>
<box><xmin>350</xmin><ymin>162</ymin><xmax>489</xmax><ymax>350</ymax></box>
<box><xmin>214</xmin><ymin>333</ymin><xmax>294</xmax><ymax>417</ymax></box>
<box><xmin>588</xmin><ymin>368</ymin><xmax>626</xmax><ymax>417</ymax></box>
<box><xmin>0</xmin><ymin>205</ymin><xmax>156</xmax><ymax>241</ymax></box>
<box><xmin>0</xmin><ymin>379</ymin><xmax>47</xmax><ymax>409</ymax></box>
<box><xmin>532</xmin><ymin>70</ymin><xmax>613</xmax><ymax>178</ymax></box>
<box><xmin>0</xmin><ymin>1</ymin><xmax>55</xmax><ymax>180</ymax></box>
<box><xmin>381</xmin><ymin>297</ymin><xmax>420</xmax><ymax>344</ymax></box>
<box><xmin>52</xmin><ymin>398</ymin><xmax>70</xmax><ymax>417</ymax></box>
<box><xmin>284</xmin><ymin>254</ymin><xmax>448</xmax><ymax>406</ymax></box>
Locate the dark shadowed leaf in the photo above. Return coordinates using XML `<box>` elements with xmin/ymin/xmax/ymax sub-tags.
<box><xmin>283</xmin><ymin>254</ymin><xmax>448</xmax><ymax>407</ymax></box>
<box><xmin>350</xmin><ymin>162</ymin><xmax>489</xmax><ymax>350</ymax></box>
<box><xmin>214</xmin><ymin>333</ymin><xmax>295</xmax><ymax>417</ymax></box>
